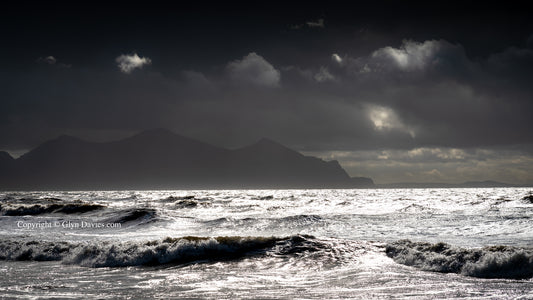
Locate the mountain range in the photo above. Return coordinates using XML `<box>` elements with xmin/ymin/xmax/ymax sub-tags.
<box><xmin>0</xmin><ymin>129</ymin><xmax>374</xmax><ymax>190</ymax></box>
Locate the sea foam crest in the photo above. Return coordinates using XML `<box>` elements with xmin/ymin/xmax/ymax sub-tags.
<box><xmin>0</xmin><ymin>202</ymin><xmax>105</xmax><ymax>216</ymax></box>
<box><xmin>0</xmin><ymin>235</ymin><xmax>321</xmax><ymax>268</ymax></box>
<box><xmin>386</xmin><ymin>240</ymin><xmax>533</xmax><ymax>279</ymax></box>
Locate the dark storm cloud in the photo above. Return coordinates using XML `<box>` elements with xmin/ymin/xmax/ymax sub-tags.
<box><xmin>1</xmin><ymin>1</ymin><xmax>532</xmax><ymax>183</ymax></box>
<box><xmin>303</xmin><ymin>39</ymin><xmax>533</xmax><ymax>150</ymax></box>
<box><xmin>1</xmin><ymin>39</ymin><xmax>532</xmax><ymax>152</ymax></box>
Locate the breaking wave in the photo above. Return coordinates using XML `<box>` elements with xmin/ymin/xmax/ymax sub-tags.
<box><xmin>0</xmin><ymin>235</ymin><xmax>323</xmax><ymax>268</ymax></box>
<box><xmin>103</xmin><ymin>208</ymin><xmax>157</xmax><ymax>224</ymax></box>
<box><xmin>386</xmin><ymin>240</ymin><xmax>533</xmax><ymax>279</ymax></box>
<box><xmin>0</xmin><ymin>202</ymin><xmax>105</xmax><ymax>216</ymax></box>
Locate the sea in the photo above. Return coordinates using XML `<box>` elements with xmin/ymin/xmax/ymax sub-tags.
<box><xmin>1</xmin><ymin>188</ymin><xmax>532</xmax><ymax>299</ymax></box>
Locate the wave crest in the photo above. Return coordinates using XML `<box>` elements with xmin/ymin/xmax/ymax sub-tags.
<box><xmin>0</xmin><ymin>202</ymin><xmax>105</xmax><ymax>216</ymax></box>
<box><xmin>0</xmin><ymin>235</ymin><xmax>322</xmax><ymax>268</ymax></box>
<box><xmin>103</xmin><ymin>208</ymin><xmax>157</xmax><ymax>224</ymax></box>
<box><xmin>386</xmin><ymin>240</ymin><xmax>533</xmax><ymax>279</ymax></box>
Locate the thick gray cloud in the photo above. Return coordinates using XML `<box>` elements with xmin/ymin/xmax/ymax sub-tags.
<box><xmin>226</xmin><ymin>53</ymin><xmax>281</xmax><ymax>88</ymax></box>
<box><xmin>370</xmin><ymin>40</ymin><xmax>469</xmax><ymax>72</ymax></box>
<box><xmin>313</xmin><ymin>39</ymin><xmax>533</xmax><ymax>149</ymax></box>
<box><xmin>1</xmin><ymin>36</ymin><xmax>532</xmax><ymax>184</ymax></box>
<box><xmin>313</xmin><ymin>67</ymin><xmax>336</xmax><ymax>83</ymax></box>
<box><xmin>1</xmin><ymin>2</ymin><xmax>532</xmax><ymax>184</ymax></box>
<box><xmin>2</xmin><ymin>39</ymin><xmax>532</xmax><ymax>151</ymax></box>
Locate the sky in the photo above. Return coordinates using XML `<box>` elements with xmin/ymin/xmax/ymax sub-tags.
<box><xmin>1</xmin><ymin>1</ymin><xmax>532</xmax><ymax>184</ymax></box>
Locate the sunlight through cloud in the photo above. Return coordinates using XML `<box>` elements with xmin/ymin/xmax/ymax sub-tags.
<box><xmin>367</xmin><ymin>105</ymin><xmax>416</xmax><ymax>138</ymax></box>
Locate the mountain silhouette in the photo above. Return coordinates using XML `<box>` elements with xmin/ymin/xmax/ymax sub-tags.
<box><xmin>229</xmin><ymin>137</ymin><xmax>354</xmax><ymax>188</ymax></box>
<box><xmin>0</xmin><ymin>151</ymin><xmax>14</xmax><ymax>172</ymax></box>
<box><xmin>0</xmin><ymin>129</ymin><xmax>374</xmax><ymax>189</ymax></box>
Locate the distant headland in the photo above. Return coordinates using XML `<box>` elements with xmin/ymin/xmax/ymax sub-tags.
<box><xmin>0</xmin><ymin>129</ymin><xmax>374</xmax><ymax>190</ymax></box>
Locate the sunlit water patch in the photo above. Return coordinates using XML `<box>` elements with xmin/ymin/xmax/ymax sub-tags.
<box><xmin>1</xmin><ymin>188</ymin><xmax>532</xmax><ymax>299</ymax></box>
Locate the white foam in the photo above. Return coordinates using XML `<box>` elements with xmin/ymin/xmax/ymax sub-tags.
<box><xmin>386</xmin><ymin>240</ymin><xmax>533</xmax><ymax>279</ymax></box>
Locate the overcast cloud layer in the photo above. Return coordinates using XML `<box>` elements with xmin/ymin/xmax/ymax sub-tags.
<box><xmin>1</xmin><ymin>2</ymin><xmax>532</xmax><ymax>184</ymax></box>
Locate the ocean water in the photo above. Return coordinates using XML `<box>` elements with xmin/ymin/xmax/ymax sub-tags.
<box><xmin>1</xmin><ymin>188</ymin><xmax>532</xmax><ymax>299</ymax></box>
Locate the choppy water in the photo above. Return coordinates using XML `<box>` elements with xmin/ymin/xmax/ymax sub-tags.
<box><xmin>1</xmin><ymin>188</ymin><xmax>532</xmax><ymax>299</ymax></box>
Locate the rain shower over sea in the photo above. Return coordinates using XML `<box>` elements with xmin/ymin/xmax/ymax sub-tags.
<box><xmin>1</xmin><ymin>188</ymin><xmax>532</xmax><ymax>299</ymax></box>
